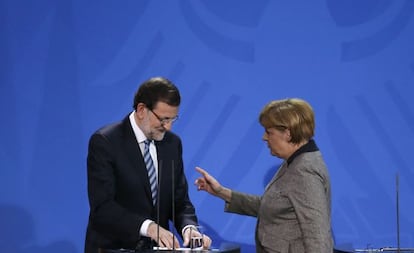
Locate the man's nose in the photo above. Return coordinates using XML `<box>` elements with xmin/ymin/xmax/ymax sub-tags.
<box><xmin>162</xmin><ymin>121</ymin><xmax>173</xmax><ymax>131</ymax></box>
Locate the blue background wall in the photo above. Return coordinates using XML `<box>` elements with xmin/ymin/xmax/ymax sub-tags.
<box><xmin>1</xmin><ymin>1</ymin><xmax>413</xmax><ymax>252</ymax></box>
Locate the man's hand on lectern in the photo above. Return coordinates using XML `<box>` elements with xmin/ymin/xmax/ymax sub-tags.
<box><xmin>182</xmin><ymin>226</ymin><xmax>212</xmax><ymax>249</ymax></box>
<box><xmin>147</xmin><ymin>222</ymin><xmax>180</xmax><ymax>249</ymax></box>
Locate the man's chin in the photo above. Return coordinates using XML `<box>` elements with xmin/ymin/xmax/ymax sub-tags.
<box><xmin>153</xmin><ymin>132</ymin><xmax>166</xmax><ymax>141</ymax></box>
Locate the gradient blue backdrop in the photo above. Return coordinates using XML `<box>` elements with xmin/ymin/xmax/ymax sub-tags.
<box><xmin>1</xmin><ymin>1</ymin><xmax>413</xmax><ymax>252</ymax></box>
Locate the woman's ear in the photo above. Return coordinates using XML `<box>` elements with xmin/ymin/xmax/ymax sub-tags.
<box><xmin>285</xmin><ymin>128</ymin><xmax>292</xmax><ymax>141</ymax></box>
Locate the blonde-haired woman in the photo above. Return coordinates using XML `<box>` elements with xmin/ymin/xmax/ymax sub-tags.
<box><xmin>195</xmin><ymin>98</ymin><xmax>333</xmax><ymax>253</ymax></box>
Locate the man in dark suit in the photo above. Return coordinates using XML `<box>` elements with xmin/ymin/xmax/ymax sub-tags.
<box><xmin>85</xmin><ymin>77</ymin><xmax>211</xmax><ymax>253</ymax></box>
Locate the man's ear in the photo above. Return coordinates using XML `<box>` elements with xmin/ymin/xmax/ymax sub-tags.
<box><xmin>135</xmin><ymin>103</ymin><xmax>146</xmax><ymax>118</ymax></box>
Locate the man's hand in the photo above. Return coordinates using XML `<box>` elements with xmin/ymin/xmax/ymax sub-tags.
<box><xmin>147</xmin><ymin>222</ymin><xmax>180</xmax><ymax>249</ymax></box>
<box><xmin>182</xmin><ymin>227</ymin><xmax>212</xmax><ymax>249</ymax></box>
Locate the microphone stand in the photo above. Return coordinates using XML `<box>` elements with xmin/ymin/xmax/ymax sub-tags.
<box><xmin>156</xmin><ymin>160</ymin><xmax>162</xmax><ymax>252</ymax></box>
<box><xmin>172</xmin><ymin>160</ymin><xmax>175</xmax><ymax>251</ymax></box>
<box><xmin>396</xmin><ymin>172</ymin><xmax>400</xmax><ymax>253</ymax></box>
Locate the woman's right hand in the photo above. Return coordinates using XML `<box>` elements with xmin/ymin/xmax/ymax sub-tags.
<box><xmin>195</xmin><ymin>167</ymin><xmax>230</xmax><ymax>202</ymax></box>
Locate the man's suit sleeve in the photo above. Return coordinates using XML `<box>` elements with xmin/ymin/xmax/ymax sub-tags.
<box><xmin>87</xmin><ymin>133</ymin><xmax>143</xmax><ymax>241</ymax></box>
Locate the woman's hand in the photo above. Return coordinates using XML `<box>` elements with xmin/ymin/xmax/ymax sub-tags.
<box><xmin>195</xmin><ymin>166</ymin><xmax>231</xmax><ymax>202</ymax></box>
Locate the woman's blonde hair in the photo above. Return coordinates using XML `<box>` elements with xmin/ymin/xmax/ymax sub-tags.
<box><xmin>259</xmin><ymin>98</ymin><xmax>315</xmax><ymax>144</ymax></box>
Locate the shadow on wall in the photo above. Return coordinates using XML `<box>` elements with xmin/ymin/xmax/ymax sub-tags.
<box><xmin>0</xmin><ymin>203</ymin><xmax>78</xmax><ymax>253</ymax></box>
<box><xmin>263</xmin><ymin>164</ymin><xmax>282</xmax><ymax>188</ymax></box>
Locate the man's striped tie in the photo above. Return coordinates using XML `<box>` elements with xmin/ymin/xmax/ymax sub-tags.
<box><xmin>144</xmin><ymin>139</ymin><xmax>157</xmax><ymax>205</ymax></box>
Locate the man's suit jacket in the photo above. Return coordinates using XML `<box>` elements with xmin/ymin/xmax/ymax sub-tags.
<box><xmin>85</xmin><ymin>115</ymin><xmax>198</xmax><ymax>253</ymax></box>
<box><xmin>225</xmin><ymin>150</ymin><xmax>333</xmax><ymax>253</ymax></box>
